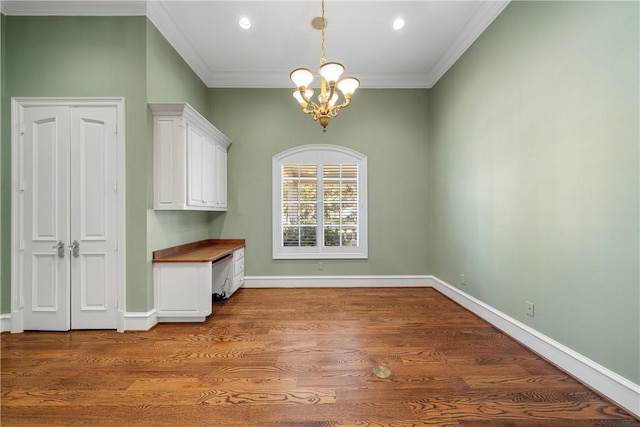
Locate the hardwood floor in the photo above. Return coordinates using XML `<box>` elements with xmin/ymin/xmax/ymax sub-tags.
<box><xmin>2</xmin><ymin>288</ymin><xmax>638</xmax><ymax>426</ymax></box>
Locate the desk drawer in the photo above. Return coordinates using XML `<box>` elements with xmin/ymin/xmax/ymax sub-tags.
<box><xmin>234</xmin><ymin>257</ymin><xmax>245</xmax><ymax>276</ymax></box>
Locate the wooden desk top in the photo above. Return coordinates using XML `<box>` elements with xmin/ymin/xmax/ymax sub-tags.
<box><xmin>152</xmin><ymin>239</ymin><xmax>245</xmax><ymax>263</ymax></box>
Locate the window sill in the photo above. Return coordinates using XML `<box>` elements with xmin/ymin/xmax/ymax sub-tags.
<box><xmin>273</xmin><ymin>252</ymin><xmax>368</xmax><ymax>260</ymax></box>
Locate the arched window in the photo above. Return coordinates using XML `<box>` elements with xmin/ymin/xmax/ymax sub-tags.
<box><xmin>272</xmin><ymin>144</ymin><xmax>368</xmax><ymax>259</ymax></box>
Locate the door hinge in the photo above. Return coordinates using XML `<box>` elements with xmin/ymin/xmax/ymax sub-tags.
<box><xmin>114</xmin><ymin>181</ymin><xmax>118</xmax><ymax>192</ymax></box>
<box><xmin>114</xmin><ymin>295</ymin><xmax>118</xmax><ymax>309</ymax></box>
<box><xmin>20</xmin><ymin>122</ymin><xmax>25</xmax><ymax>136</ymax></box>
<box><xmin>114</xmin><ymin>240</ymin><xmax>118</xmax><ymax>252</ymax></box>
<box><xmin>19</xmin><ymin>240</ymin><xmax>25</xmax><ymax>251</ymax></box>
<box><xmin>19</xmin><ymin>180</ymin><xmax>26</xmax><ymax>193</ymax></box>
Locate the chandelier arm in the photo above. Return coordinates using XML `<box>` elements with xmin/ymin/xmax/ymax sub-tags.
<box><xmin>299</xmin><ymin>99</ymin><xmax>321</xmax><ymax>116</ymax></box>
<box><xmin>335</xmin><ymin>95</ymin><xmax>353</xmax><ymax>110</ymax></box>
<box><xmin>298</xmin><ymin>104</ymin><xmax>313</xmax><ymax>115</ymax></box>
<box><xmin>307</xmin><ymin>100</ymin><xmax>321</xmax><ymax>112</ymax></box>
<box><xmin>299</xmin><ymin>88</ymin><xmax>312</xmax><ymax>104</ymax></box>
<box><xmin>327</xmin><ymin>85</ymin><xmax>337</xmax><ymax>105</ymax></box>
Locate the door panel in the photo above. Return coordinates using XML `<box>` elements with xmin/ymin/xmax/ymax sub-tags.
<box><xmin>70</xmin><ymin>107</ymin><xmax>118</xmax><ymax>329</ymax></box>
<box><xmin>80</xmin><ymin>253</ymin><xmax>107</xmax><ymax>308</ymax></box>
<box><xmin>22</xmin><ymin>106</ymin><xmax>70</xmax><ymax>331</ymax></box>
<box><xmin>31</xmin><ymin>254</ymin><xmax>59</xmax><ymax>310</ymax></box>
<box><xmin>80</xmin><ymin>118</ymin><xmax>107</xmax><ymax>237</ymax></box>
<box><xmin>32</xmin><ymin>118</ymin><xmax>58</xmax><ymax>239</ymax></box>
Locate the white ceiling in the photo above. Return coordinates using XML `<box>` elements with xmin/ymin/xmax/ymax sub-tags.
<box><xmin>3</xmin><ymin>0</ymin><xmax>510</xmax><ymax>88</ymax></box>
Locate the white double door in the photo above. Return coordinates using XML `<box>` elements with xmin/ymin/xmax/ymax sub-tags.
<box><xmin>19</xmin><ymin>103</ymin><xmax>119</xmax><ymax>330</ymax></box>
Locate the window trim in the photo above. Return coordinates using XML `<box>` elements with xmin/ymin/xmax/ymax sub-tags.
<box><xmin>272</xmin><ymin>144</ymin><xmax>368</xmax><ymax>260</ymax></box>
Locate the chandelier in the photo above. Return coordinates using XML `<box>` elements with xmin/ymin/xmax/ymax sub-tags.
<box><xmin>290</xmin><ymin>0</ymin><xmax>360</xmax><ymax>131</ymax></box>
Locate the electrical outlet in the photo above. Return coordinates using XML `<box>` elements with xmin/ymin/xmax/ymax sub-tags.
<box><xmin>460</xmin><ymin>274</ymin><xmax>466</xmax><ymax>285</ymax></box>
<box><xmin>318</xmin><ymin>261</ymin><xmax>324</xmax><ymax>271</ymax></box>
<box><xmin>526</xmin><ymin>301</ymin><xmax>535</xmax><ymax>317</ymax></box>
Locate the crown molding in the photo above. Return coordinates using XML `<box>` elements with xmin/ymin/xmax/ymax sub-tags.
<box><xmin>146</xmin><ymin>1</ymin><xmax>211</xmax><ymax>85</ymax></box>
<box><xmin>1</xmin><ymin>1</ymin><xmax>146</xmax><ymax>16</ymax></box>
<box><xmin>148</xmin><ymin>102</ymin><xmax>232</xmax><ymax>147</ymax></box>
<box><xmin>427</xmin><ymin>0</ymin><xmax>510</xmax><ymax>86</ymax></box>
<box><xmin>354</xmin><ymin>72</ymin><xmax>432</xmax><ymax>89</ymax></box>
<box><xmin>1</xmin><ymin>0</ymin><xmax>510</xmax><ymax>89</ymax></box>
<box><xmin>201</xmin><ymin>70</ymin><xmax>432</xmax><ymax>89</ymax></box>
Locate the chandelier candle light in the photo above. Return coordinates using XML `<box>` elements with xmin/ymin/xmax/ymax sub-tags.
<box><xmin>290</xmin><ymin>0</ymin><xmax>360</xmax><ymax>131</ymax></box>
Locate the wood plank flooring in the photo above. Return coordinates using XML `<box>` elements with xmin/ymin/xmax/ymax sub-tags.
<box><xmin>2</xmin><ymin>288</ymin><xmax>638</xmax><ymax>426</ymax></box>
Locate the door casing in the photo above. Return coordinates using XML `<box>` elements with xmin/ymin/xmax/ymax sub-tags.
<box><xmin>11</xmin><ymin>97</ymin><xmax>127</xmax><ymax>333</ymax></box>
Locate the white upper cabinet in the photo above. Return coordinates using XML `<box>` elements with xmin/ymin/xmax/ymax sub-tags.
<box><xmin>150</xmin><ymin>103</ymin><xmax>231</xmax><ymax>211</ymax></box>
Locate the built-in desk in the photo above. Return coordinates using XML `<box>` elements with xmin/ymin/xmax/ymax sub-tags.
<box><xmin>152</xmin><ymin>239</ymin><xmax>245</xmax><ymax>322</ymax></box>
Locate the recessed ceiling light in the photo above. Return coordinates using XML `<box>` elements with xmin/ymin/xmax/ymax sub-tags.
<box><xmin>239</xmin><ymin>17</ymin><xmax>251</xmax><ymax>30</ymax></box>
<box><xmin>392</xmin><ymin>18</ymin><xmax>405</xmax><ymax>31</ymax></box>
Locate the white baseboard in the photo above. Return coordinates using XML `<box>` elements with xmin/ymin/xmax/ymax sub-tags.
<box><xmin>157</xmin><ymin>316</ymin><xmax>206</xmax><ymax>323</ymax></box>
<box><xmin>244</xmin><ymin>275</ymin><xmax>431</xmax><ymax>288</ymax></box>
<box><xmin>0</xmin><ymin>314</ymin><xmax>11</xmax><ymax>333</ymax></box>
<box><xmin>124</xmin><ymin>310</ymin><xmax>158</xmax><ymax>331</ymax></box>
<box><xmin>429</xmin><ymin>275</ymin><xmax>640</xmax><ymax>419</ymax></box>
<box><xmin>1</xmin><ymin>311</ymin><xmax>158</xmax><ymax>333</ymax></box>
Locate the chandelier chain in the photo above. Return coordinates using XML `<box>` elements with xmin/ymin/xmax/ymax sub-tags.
<box><xmin>320</xmin><ymin>0</ymin><xmax>326</xmax><ymax>64</ymax></box>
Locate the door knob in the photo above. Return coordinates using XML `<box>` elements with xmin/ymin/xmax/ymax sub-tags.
<box><xmin>52</xmin><ymin>241</ymin><xmax>65</xmax><ymax>258</ymax></box>
<box><xmin>69</xmin><ymin>240</ymin><xmax>80</xmax><ymax>258</ymax></box>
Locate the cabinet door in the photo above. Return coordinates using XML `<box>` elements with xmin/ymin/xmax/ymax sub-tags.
<box><xmin>202</xmin><ymin>138</ymin><xmax>217</xmax><ymax>207</ymax></box>
<box><xmin>155</xmin><ymin>263</ymin><xmax>213</xmax><ymax>322</ymax></box>
<box><xmin>187</xmin><ymin>125</ymin><xmax>205</xmax><ymax>207</ymax></box>
<box><xmin>215</xmin><ymin>144</ymin><xmax>228</xmax><ymax>209</ymax></box>
<box><xmin>231</xmin><ymin>248</ymin><xmax>245</xmax><ymax>296</ymax></box>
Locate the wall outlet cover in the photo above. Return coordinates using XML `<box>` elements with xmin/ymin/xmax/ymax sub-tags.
<box><xmin>526</xmin><ymin>301</ymin><xmax>535</xmax><ymax>317</ymax></box>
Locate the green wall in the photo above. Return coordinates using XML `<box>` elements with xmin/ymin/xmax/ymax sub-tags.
<box><xmin>1</xmin><ymin>16</ymin><xmax>150</xmax><ymax>311</ymax></box>
<box><xmin>209</xmin><ymin>88</ymin><xmax>431</xmax><ymax>276</ymax></box>
<box><xmin>0</xmin><ymin>14</ymin><xmax>5</xmax><ymax>313</ymax></box>
<box><xmin>145</xmin><ymin>21</ymin><xmax>216</xmax><ymax>310</ymax></box>
<box><xmin>429</xmin><ymin>1</ymin><xmax>639</xmax><ymax>383</ymax></box>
